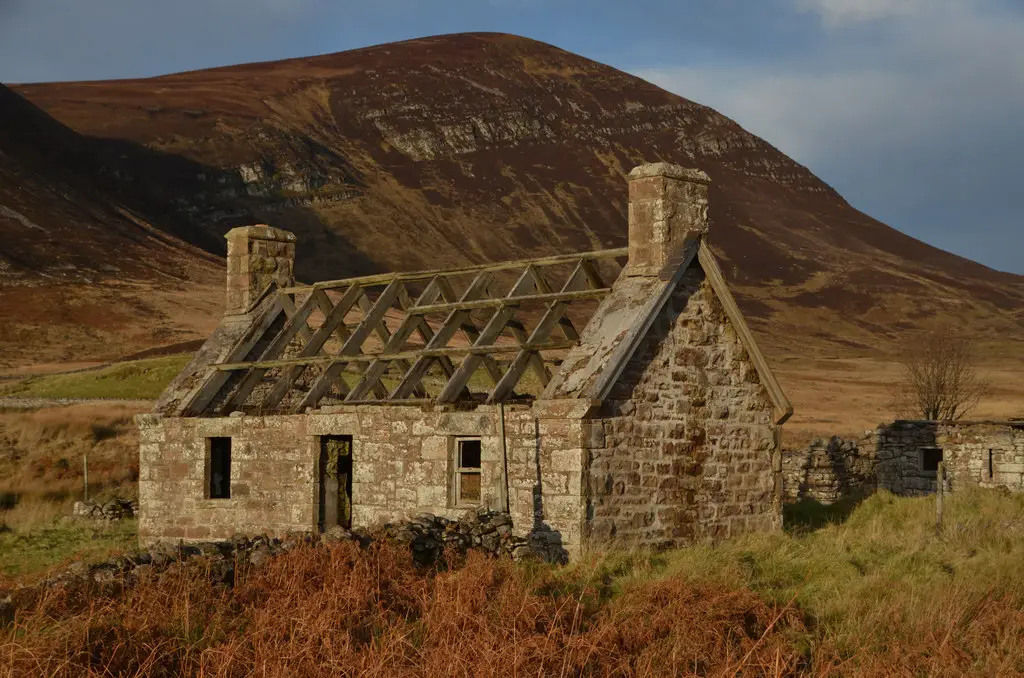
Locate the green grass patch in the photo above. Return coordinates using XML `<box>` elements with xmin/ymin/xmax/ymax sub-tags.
<box><xmin>577</xmin><ymin>488</ymin><xmax>1024</xmax><ymax>666</ymax></box>
<box><xmin>0</xmin><ymin>354</ymin><xmax>191</xmax><ymax>400</ymax></box>
<box><xmin>0</xmin><ymin>519</ymin><xmax>138</xmax><ymax>579</ymax></box>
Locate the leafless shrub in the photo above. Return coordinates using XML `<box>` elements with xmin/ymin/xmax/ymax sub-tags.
<box><xmin>891</xmin><ymin>326</ymin><xmax>988</xmax><ymax>421</ymax></box>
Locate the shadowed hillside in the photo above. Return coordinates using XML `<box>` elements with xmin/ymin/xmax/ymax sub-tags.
<box><xmin>0</xmin><ymin>85</ymin><xmax>224</xmax><ymax>367</ymax></box>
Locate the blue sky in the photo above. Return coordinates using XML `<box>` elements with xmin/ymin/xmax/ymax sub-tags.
<box><xmin>1</xmin><ymin>0</ymin><xmax>1021</xmax><ymax>274</ymax></box>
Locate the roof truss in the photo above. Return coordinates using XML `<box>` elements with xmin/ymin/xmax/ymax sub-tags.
<box><xmin>184</xmin><ymin>248</ymin><xmax>627</xmax><ymax>415</ymax></box>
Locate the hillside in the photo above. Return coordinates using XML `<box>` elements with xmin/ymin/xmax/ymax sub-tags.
<box><xmin>0</xmin><ymin>85</ymin><xmax>222</xmax><ymax>367</ymax></box>
<box><xmin>3</xmin><ymin>32</ymin><xmax>1022</xmax><ymax>428</ymax></box>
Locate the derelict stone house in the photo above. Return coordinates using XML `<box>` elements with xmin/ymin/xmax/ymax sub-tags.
<box><xmin>137</xmin><ymin>162</ymin><xmax>793</xmax><ymax>559</ymax></box>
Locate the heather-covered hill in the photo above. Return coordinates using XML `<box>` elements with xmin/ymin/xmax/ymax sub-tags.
<box><xmin>0</xmin><ymin>84</ymin><xmax>222</xmax><ymax>367</ymax></box>
<box><xmin>3</xmin><ymin>33</ymin><xmax>1022</xmax><ymax>426</ymax></box>
<box><xmin>11</xmin><ymin>33</ymin><xmax>1023</xmax><ymax>356</ymax></box>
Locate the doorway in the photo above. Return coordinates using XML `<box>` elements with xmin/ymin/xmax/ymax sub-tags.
<box><xmin>318</xmin><ymin>436</ymin><xmax>353</xmax><ymax>531</ymax></box>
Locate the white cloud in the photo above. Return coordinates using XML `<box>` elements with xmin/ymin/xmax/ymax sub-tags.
<box><xmin>794</xmin><ymin>0</ymin><xmax>962</xmax><ymax>25</ymax></box>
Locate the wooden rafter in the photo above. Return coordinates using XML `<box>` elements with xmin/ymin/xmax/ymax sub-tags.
<box><xmin>391</xmin><ymin>271</ymin><xmax>495</xmax><ymax>400</ymax></box>
<box><xmin>435</xmin><ymin>266</ymin><xmax>538</xmax><ymax>404</ymax></box>
<box><xmin>486</xmin><ymin>262</ymin><xmax>591</xmax><ymax>404</ymax></box>
<box><xmin>214</xmin><ymin>340</ymin><xmax>579</xmax><ymax>371</ymax></box>
<box><xmin>258</xmin><ymin>283</ymin><xmax>364</xmax><ymax>411</ymax></box>
<box><xmin>192</xmin><ymin>247</ymin><xmax>626</xmax><ymax>415</ymax></box>
<box><xmin>345</xmin><ymin>280</ymin><xmax>444</xmax><ymax>402</ymax></box>
<box><xmin>433</xmin><ymin>276</ymin><xmax>503</xmax><ymax>385</ymax></box>
<box><xmin>183</xmin><ymin>294</ymin><xmax>286</xmax><ymax>416</ymax></box>
<box><xmin>277</xmin><ymin>248</ymin><xmax>628</xmax><ymax>294</ymax></box>
<box><xmin>293</xmin><ymin>279</ymin><xmax>403</xmax><ymax>413</ymax></box>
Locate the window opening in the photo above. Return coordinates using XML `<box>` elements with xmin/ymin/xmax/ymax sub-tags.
<box><xmin>456</xmin><ymin>438</ymin><xmax>482</xmax><ymax>504</ymax></box>
<box><xmin>920</xmin><ymin>447</ymin><xmax>943</xmax><ymax>473</ymax></box>
<box><xmin>208</xmin><ymin>437</ymin><xmax>232</xmax><ymax>499</ymax></box>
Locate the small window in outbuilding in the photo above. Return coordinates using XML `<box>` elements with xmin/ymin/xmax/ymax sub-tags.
<box><xmin>455</xmin><ymin>438</ymin><xmax>482</xmax><ymax>505</ymax></box>
<box><xmin>208</xmin><ymin>437</ymin><xmax>232</xmax><ymax>499</ymax></box>
<box><xmin>920</xmin><ymin>447</ymin><xmax>943</xmax><ymax>473</ymax></box>
<box><xmin>987</xmin><ymin>449</ymin><xmax>994</xmax><ymax>481</ymax></box>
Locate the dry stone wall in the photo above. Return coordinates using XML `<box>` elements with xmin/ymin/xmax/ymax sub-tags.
<box><xmin>585</xmin><ymin>267</ymin><xmax>780</xmax><ymax>548</ymax></box>
<box><xmin>781</xmin><ymin>435</ymin><xmax>877</xmax><ymax>503</ymax></box>
<box><xmin>0</xmin><ymin>509</ymin><xmax>564</xmax><ymax>625</ymax></box>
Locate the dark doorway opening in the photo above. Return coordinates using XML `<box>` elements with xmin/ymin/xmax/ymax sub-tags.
<box><xmin>208</xmin><ymin>437</ymin><xmax>232</xmax><ymax>499</ymax></box>
<box><xmin>318</xmin><ymin>436</ymin><xmax>353</xmax><ymax>531</ymax></box>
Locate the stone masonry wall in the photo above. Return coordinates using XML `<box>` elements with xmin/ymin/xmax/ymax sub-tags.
<box><xmin>585</xmin><ymin>266</ymin><xmax>780</xmax><ymax>548</ymax></box>
<box><xmin>876</xmin><ymin>421</ymin><xmax>1024</xmax><ymax>495</ymax></box>
<box><xmin>781</xmin><ymin>435</ymin><xmax>878</xmax><ymax>503</ymax></box>
<box><xmin>780</xmin><ymin>422</ymin><xmax>1024</xmax><ymax>501</ymax></box>
<box><xmin>137</xmin><ymin>401</ymin><xmax>588</xmax><ymax>557</ymax></box>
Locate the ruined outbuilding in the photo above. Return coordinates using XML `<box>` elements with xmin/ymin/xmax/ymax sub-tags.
<box><xmin>137</xmin><ymin>162</ymin><xmax>793</xmax><ymax>559</ymax></box>
<box><xmin>783</xmin><ymin>419</ymin><xmax>1024</xmax><ymax>502</ymax></box>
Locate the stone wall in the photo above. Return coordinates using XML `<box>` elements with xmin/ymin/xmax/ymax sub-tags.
<box><xmin>876</xmin><ymin>421</ymin><xmax>1024</xmax><ymax>495</ymax></box>
<box><xmin>781</xmin><ymin>435</ymin><xmax>877</xmax><ymax>503</ymax></box>
<box><xmin>585</xmin><ymin>266</ymin><xmax>780</xmax><ymax>548</ymax></box>
<box><xmin>137</xmin><ymin>400</ymin><xmax>588</xmax><ymax>558</ymax></box>
<box><xmin>781</xmin><ymin>421</ymin><xmax>1024</xmax><ymax>501</ymax></box>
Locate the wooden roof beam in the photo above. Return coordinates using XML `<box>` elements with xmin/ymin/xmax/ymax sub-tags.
<box><xmin>278</xmin><ymin>248</ymin><xmax>628</xmax><ymax>295</ymax></box>
<box><xmin>408</xmin><ymin>288</ymin><xmax>610</xmax><ymax>315</ymax></box>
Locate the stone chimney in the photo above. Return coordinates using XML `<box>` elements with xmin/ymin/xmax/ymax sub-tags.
<box><xmin>224</xmin><ymin>225</ymin><xmax>296</xmax><ymax>315</ymax></box>
<box><xmin>626</xmin><ymin>162</ymin><xmax>711</xmax><ymax>276</ymax></box>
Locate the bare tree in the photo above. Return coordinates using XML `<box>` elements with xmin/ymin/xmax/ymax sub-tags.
<box><xmin>891</xmin><ymin>326</ymin><xmax>988</xmax><ymax>421</ymax></box>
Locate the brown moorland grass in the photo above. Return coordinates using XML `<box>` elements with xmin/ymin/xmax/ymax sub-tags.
<box><xmin>5</xmin><ymin>489</ymin><xmax>1024</xmax><ymax>676</ymax></box>
<box><xmin>0</xmin><ymin>543</ymin><xmax>806</xmax><ymax>678</ymax></box>
<box><xmin>0</xmin><ymin>404</ymin><xmax>145</xmax><ymax>530</ymax></box>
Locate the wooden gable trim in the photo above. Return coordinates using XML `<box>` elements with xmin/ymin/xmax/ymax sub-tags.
<box><xmin>697</xmin><ymin>241</ymin><xmax>793</xmax><ymax>425</ymax></box>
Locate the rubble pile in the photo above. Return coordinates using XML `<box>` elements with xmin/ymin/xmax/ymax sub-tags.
<box><xmin>72</xmin><ymin>498</ymin><xmax>138</xmax><ymax>521</ymax></box>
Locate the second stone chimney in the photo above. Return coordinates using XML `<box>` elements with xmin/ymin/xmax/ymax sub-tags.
<box><xmin>224</xmin><ymin>225</ymin><xmax>296</xmax><ymax>315</ymax></box>
<box><xmin>626</xmin><ymin>162</ymin><xmax>711</xmax><ymax>276</ymax></box>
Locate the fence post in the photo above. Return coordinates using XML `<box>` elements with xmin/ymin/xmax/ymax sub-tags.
<box><xmin>935</xmin><ymin>461</ymin><xmax>945</xmax><ymax>535</ymax></box>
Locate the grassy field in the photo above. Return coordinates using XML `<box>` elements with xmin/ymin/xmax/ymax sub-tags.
<box><xmin>0</xmin><ymin>351</ymin><xmax>1021</xmax><ymax>675</ymax></box>
<box><xmin>0</xmin><ymin>520</ymin><xmax>137</xmax><ymax>579</ymax></box>
<box><xmin>0</xmin><ymin>404</ymin><xmax>145</xmax><ymax>538</ymax></box>
<box><xmin>0</xmin><ymin>353</ymin><xmax>191</xmax><ymax>401</ymax></box>
<box><xmin>2</xmin><ymin>488</ymin><xmax>1023</xmax><ymax>676</ymax></box>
